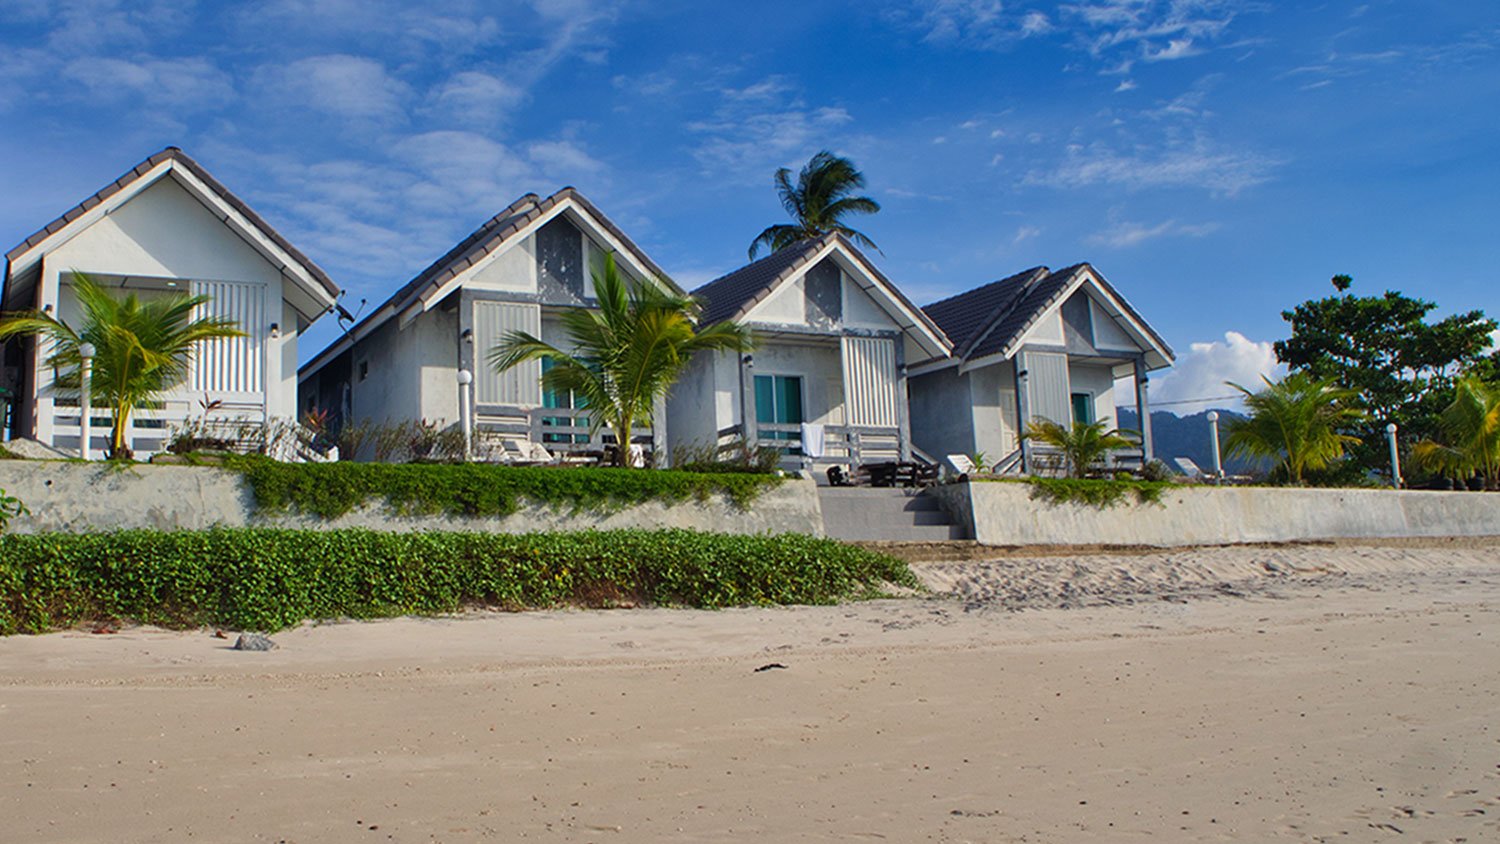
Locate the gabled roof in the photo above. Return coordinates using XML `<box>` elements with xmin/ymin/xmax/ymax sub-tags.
<box><xmin>691</xmin><ymin>232</ymin><xmax>953</xmax><ymax>358</ymax></box>
<box><xmin>922</xmin><ymin>266</ymin><xmax>1047</xmax><ymax>358</ymax></box>
<box><xmin>3</xmin><ymin>146</ymin><xmax>339</xmax><ymax>301</ymax></box>
<box><xmin>922</xmin><ymin>262</ymin><xmax>1175</xmax><ymax>370</ymax></box>
<box><xmin>299</xmin><ymin>186</ymin><xmax>677</xmax><ymax>380</ymax></box>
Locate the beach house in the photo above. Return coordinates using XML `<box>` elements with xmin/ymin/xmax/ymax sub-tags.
<box><xmin>297</xmin><ymin>187</ymin><xmax>682</xmax><ymax>458</ymax></box>
<box><xmin>1</xmin><ymin>147</ymin><xmax>342</xmax><ymax>456</ymax></box>
<box><xmin>911</xmin><ymin>263</ymin><xmax>1175</xmax><ymax>474</ymax></box>
<box><xmin>667</xmin><ymin>233</ymin><xmax>952</xmax><ymax>470</ymax></box>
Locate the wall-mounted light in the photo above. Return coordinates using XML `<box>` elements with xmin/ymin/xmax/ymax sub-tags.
<box><xmin>269</xmin><ymin>322</ymin><xmax>281</xmax><ymax>339</ymax></box>
<box><xmin>42</xmin><ymin>304</ymin><xmax>53</xmax><ymax>315</ymax></box>
<box><xmin>742</xmin><ymin>354</ymin><xmax>754</xmax><ymax>368</ymax></box>
<box><xmin>461</xmin><ymin>328</ymin><xmax>474</xmax><ymax>344</ymax></box>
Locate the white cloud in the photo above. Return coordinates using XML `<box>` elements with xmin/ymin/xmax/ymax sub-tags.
<box><xmin>256</xmin><ymin>54</ymin><xmax>410</xmax><ymax>124</ymax></box>
<box><xmin>1027</xmin><ymin>136</ymin><xmax>1276</xmax><ymax>195</ymax></box>
<box><xmin>1145</xmin><ymin>37</ymin><xmax>1201</xmax><ymax>61</ymax></box>
<box><xmin>1012</xmin><ymin>224</ymin><xmax>1041</xmax><ymax>245</ymax></box>
<box><xmin>430</xmin><ymin>71</ymin><xmax>525</xmax><ymax>126</ymax></box>
<box><xmin>1088</xmin><ymin>218</ymin><xmax>1220</xmax><ymax>247</ymax></box>
<box><xmin>1114</xmin><ymin>78</ymin><xmax>1138</xmax><ymax>92</ymax></box>
<box><xmin>527</xmin><ymin>140</ymin><xmax>605</xmax><ymax>179</ymax></box>
<box><xmin>62</xmin><ymin>56</ymin><xmax>234</xmax><ymax>109</ymax></box>
<box><xmin>1150</xmin><ymin>331</ymin><xmax>1284</xmax><ymax>411</ymax></box>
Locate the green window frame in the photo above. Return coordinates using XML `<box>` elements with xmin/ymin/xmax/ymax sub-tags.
<box><xmin>754</xmin><ymin>374</ymin><xmax>804</xmax><ymax>451</ymax></box>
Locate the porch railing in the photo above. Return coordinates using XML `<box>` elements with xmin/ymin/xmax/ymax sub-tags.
<box><xmin>49</xmin><ymin>394</ymin><xmax>267</xmax><ymax>458</ymax></box>
<box><xmin>715</xmin><ymin>423</ymin><xmax>903</xmax><ymax>470</ymax></box>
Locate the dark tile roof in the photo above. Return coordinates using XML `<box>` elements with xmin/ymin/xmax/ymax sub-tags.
<box><xmin>4</xmin><ymin>146</ymin><xmax>339</xmax><ymax>299</ymax></box>
<box><xmin>691</xmin><ymin>238</ymin><xmax>825</xmax><ymax>326</ymax></box>
<box><xmin>923</xmin><ymin>262</ymin><xmax>1175</xmax><ymax>365</ymax></box>
<box><xmin>921</xmin><ymin>266</ymin><xmax>1046</xmax><ymax>357</ymax></box>
<box><xmin>967</xmin><ymin>263</ymin><xmax>1086</xmax><ymax>360</ymax></box>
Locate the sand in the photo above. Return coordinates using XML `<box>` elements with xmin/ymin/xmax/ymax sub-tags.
<box><xmin>3</xmin><ymin>540</ymin><xmax>1500</xmax><ymax>842</ymax></box>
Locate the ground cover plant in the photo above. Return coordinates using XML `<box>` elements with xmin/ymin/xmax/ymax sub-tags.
<box><xmin>0</xmin><ymin>528</ymin><xmax>917</xmax><ymax>635</ymax></box>
<box><xmin>975</xmin><ymin>475</ymin><xmax>1174</xmax><ymax>508</ymax></box>
<box><xmin>221</xmin><ymin>454</ymin><xmax>783</xmax><ymax>518</ymax></box>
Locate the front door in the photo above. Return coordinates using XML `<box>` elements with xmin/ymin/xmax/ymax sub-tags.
<box><xmin>754</xmin><ymin>374</ymin><xmax>803</xmax><ymax>452</ymax></box>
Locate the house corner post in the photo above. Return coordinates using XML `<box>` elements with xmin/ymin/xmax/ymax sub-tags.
<box><xmin>895</xmin><ymin>341</ymin><xmax>912</xmax><ymax>463</ymax></box>
<box><xmin>739</xmin><ymin>352</ymin><xmax>757</xmax><ymax>449</ymax></box>
<box><xmin>1015</xmin><ymin>356</ymin><xmax>1032</xmax><ymax>475</ymax></box>
<box><xmin>652</xmin><ymin>392</ymin><xmax>669</xmax><ymax>467</ymax></box>
<box><xmin>1134</xmin><ymin>358</ymin><xmax>1154</xmax><ymax>462</ymax></box>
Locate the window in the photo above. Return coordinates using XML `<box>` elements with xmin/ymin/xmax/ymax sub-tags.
<box><xmin>540</xmin><ymin>357</ymin><xmax>589</xmax><ymax>444</ymax></box>
<box><xmin>1071</xmin><ymin>392</ymin><xmax>1093</xmax><ymax>426</ymax></box>
<box><xmin>755</xmin><ymin>374</ymin><xmax>804</xmax><ymax>451</ymax></box>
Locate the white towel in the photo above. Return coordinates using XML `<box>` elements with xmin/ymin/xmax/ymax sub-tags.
<box><xmin>800</xmin><ymin>423</ymin><xmax>826</xmax><ymax>459</ymax></box>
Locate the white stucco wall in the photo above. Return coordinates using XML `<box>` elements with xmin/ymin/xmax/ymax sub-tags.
<box><xmin>1090</xmin><ymin>297</ymin><xmax>1138</xmax><ymax>352</ymax></box>
<box><xmin>752</xmin><ymin>340</ymin><xmax>846</xmax><ymax>426</ymax></box>
<box><xmin>1067</xmin><ymin>363</ymin><xmax>1118</xmax><ymax>429</ymax></box>
<box><xmin>841</xmin><ymin>276</ymin><xmax>900</xmax><ymax>331</ymax></box>
<box><xmin>934</xmin><ymin>481</ymin><xmax>1500</xmax><ymax>547</ymax></box>
<box><xmin>468</xmin><ymin>237</ymin><xmax>537</xmax><ymax>292</ymax></box>
<box><xmin>0</xmin><ymin>461</ymin><xmax>825</xmax><ymax>537</ymax></box>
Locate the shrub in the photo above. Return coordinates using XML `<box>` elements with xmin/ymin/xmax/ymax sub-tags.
<box><xmin>0</xmin><ymin>528</ymin><xmax>917</xmax><ymax>634</ymax></box>
<box><xmin>670</xmin><ymin>437</ymin><xmax>781</xmax><ymax>475</ymax></box>
<box><xmin>1015</xmin><ymin>476</ymin><xmax>1174</xmax><ymax>508</ymax></box>
<box><xmin>221</xmin><ymin>454</ymin><xmax>783</xmax><ymax>519</ymax></box>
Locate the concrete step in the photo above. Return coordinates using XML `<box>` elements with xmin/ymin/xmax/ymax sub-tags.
<box><xmin>817</xmin><ymin>487</ymin><xmax>967</xmax><ymax>542</ymax></box>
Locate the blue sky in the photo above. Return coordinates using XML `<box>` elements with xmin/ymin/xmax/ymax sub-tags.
<box><xmin>2</xmin><ymin>1</ymin><xmax>1497</xmax><ymax>411</ymax></box>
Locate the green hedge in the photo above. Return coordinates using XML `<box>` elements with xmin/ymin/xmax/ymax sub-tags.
<box><xmin>0</xmin><ymin>528</ymin><xmax>916</xmax><ymax>635</ymax></box>
<box><xmin>1023</xmin><ymin>476</ymin><xmax>1173</xmax><ymax>507</ymax></box>
<box><xmin>222</xmin><ymin>455</ymin><xmax>783</xmax><ymax>519</ymax></box>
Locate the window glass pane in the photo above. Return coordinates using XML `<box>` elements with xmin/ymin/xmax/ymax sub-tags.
<box><xmin>754</xmin><ymin>375</ymin><xmax>776</xmax><ymax>424</ymax></box>
<box><xmin>780</xmin><ymin>376</ymin><xmax>803</xmax><ymax>424</ymax></box>
<box><xmin>541</xmin><ymin>358</ymin><xmax>571</xmax><ymax>410</ymax></box>
<box><xmin>1071</xmin><ymin>393</ymin><xmax>1092</xmax><ymax>425</ymax></box>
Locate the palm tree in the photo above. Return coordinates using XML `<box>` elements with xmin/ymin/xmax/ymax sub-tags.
<box><xmin>1412</xmin><ymin>376</ymin><xmax>1500</xmax><ymax>489</ymax></box>
<box><xmin>1023</xmin><ymin>418</ymin><xmax>1140</xmax><ymax>479</ymax></box>
<box><xmin>488</xmin><ymin>254</ymin><xmax>755</xmax><ymax>467</ymax></box>
<box><xmin>0</xmin><ymin>273</ymin><xmax>245</xmax><ymax>459</ymax></box>
<box><xmin>749</xmin><ymin>150</ymin><xmax>881</xmax><ymax>259</ymax></box>
<box><xmin>1222</xmin><ymin>372</ymin><xmax>1365</xmax><ymax>485</ymax></box>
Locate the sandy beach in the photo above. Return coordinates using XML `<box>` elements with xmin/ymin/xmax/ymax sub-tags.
<box><xmin>3</xmin><ymin>539</ymin><xmax>1499</xmax><ymax>842</ymax></box>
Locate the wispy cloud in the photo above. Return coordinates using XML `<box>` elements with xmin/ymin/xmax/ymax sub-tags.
<box><xmin>688</xmin><ymin>76</ymin><xmax>857</xmax><ymax>180</ymax></box>
<box><xmin>61</xmin><ymin>56</ymin><xmax>234</xmax><ymax>109</ymax></box>
<box><xmin>1027</xmin><ymin>136</ymin><xmax>1276</xmax><ymax>195</ymax></box>
<box><xmin>254</xmin><ymin>54</ymin><xmax>411</xmax><ymax>125</ymax></box>
<box><xmin>1088</xmin><ymin>217</ymin><xmax>1220</xmax><ymax>248</ymax></box>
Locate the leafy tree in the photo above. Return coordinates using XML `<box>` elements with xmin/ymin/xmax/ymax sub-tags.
<box><xmin>749</xmin><ymin>150</ymin><xmax>881</xmax><ymax>259</ymax></box>
<box><xmin>0</xmin><ymin>273</ymin><xmax>244</xmax><ymax>459</ymax></box>
<box><xmin>1024</xmin><ymin>418</ymin><xmax>1139</xmax><ymax>479</ymax></box>
<box><xmin>1412</xmin><ymin>376</ymin><xmax>1500</xmax><ymax>489</ymax></box>
<box><xmin>489</xmin><ymin>254</ymin><xmax>755</xmax><ymax>467</ymax></box>
<box><xmin>1274</xmin><ymin>274</ymin><xmax>1497</xmax><ymax>474</ymax></box>
<box><xmin>1222</xmin><ymin>372</ymin><xmax>1365</xmax><ymax>485</ymax></box>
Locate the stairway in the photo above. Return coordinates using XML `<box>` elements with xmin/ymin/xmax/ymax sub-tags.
<box><xmin>817</xmin><ymin>487</ymin><xmax>968</xmax><ymax>542</ymax></box>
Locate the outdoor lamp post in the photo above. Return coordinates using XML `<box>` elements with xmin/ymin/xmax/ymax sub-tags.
<box><xmin>1206</xmin><ymin>410</ymin><xmax>1222</xmax><ymax>483</ymax></box>
<box><xmin>457</xmin><ymin>369</ymin><xmax>474</xmax><ymax>462</ymax></box>
<box><xmin>77</xmin><ymin>342</ymin><xmax>96</xmax><ymax>461</ymax></box>
<box><xmin>1386</xmin><ymin>422</ymin><xmax>1402</xmax><ymax>489</ymax></box>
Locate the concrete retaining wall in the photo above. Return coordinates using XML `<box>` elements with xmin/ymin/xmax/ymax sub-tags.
<box><xmin>0</xmin><ymin>462</ymin><xmax>825</xmax><ymax>537</ymax></box>
<box><xmin>932</xmin><ymin>480</ymin><xmax>1500</xmax><ymax>546</ymax></box>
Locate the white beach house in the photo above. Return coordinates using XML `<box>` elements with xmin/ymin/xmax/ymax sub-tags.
<box><xmin>911</xmin><ymin>263</ymin><xmax>1176</xmax><ymax>474</ymax></box>
<box><xmin>297</xmin><ymin>187</ymin><xmax>683</xmax><ymax>458</ymax></box>
<box><xmin>1</xmin><ymin>147</ymin><xmax>342</xmax><ymax>456</ymax></box>
<box><xmin>667</xmin><ymin>233</ymin><xmax>953</xmax><ymax>470</ymax></box>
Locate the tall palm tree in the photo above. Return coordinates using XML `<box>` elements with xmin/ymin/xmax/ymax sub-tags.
<box><xmin>1222</xmin><ymin>372</ymin><xmax>1365</xmax><ymax>485</ymax></box>
<box><xmin>489</xmin><ymin>254</ymin><xmax>755</xmax><ymax>467</ymax></box>
<box><xmin>0</xmin><ymin>273</ymin><xmax>245</xmax><ymax>459</ymax></box>
<box><xmin>749</xmin><ymin>150</ymin><xmax>881</xmax><ymax>259</ymax></box>
<box><xmin>1024</xmin><ymin>418</ymin><xmax>1139</xmax><ymax>478</ymax></box>
<box><xmin>1412</xmin><ymin>376</ymin><xmax>1500</xmax><ymax>489</ymax></box>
